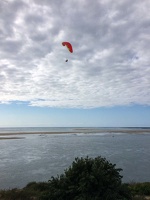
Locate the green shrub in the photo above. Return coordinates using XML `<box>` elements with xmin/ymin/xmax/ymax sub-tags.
<box><xmin>129</xmin><ymin>182</ymin><xmax>150</xmax><ymax>196</ymax></box>
<box><xmin>24</xmin><ymin>181</ymin><xmax>50</xmax><ymax>192</ymax></box>
<box><xmin>0</xmin><ymin>188</ymin><xmax>32</xmax><ymax>200</ymax></box>
<box><xmin>43</xmin><ymin>156</ymin><xmax>132</xmax><ymax>200</ymax></box>
<box><xmin>0</xmin><ymin>182</ymin><xmax>50</xmax><ymax>200</ymax></box>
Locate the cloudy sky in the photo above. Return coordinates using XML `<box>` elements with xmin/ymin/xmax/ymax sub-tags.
<box><xmin>0</xmin><ymin>0</ymin><xmax>150</xmax><ymax>127</ymax></box>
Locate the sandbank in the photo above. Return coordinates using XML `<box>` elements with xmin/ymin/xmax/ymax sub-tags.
<box><xmin>0</xmin><ymin>136</ymin><xmax>25</xmax><ymax>140</ymax></box>
<box><xmin>0</xmin><ymin>128</ymin><xmax>150</xmax><ymax>136</ymax></box>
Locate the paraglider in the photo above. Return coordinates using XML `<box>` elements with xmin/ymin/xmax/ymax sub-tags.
<box><xmin>62</xmin><ymin>42</ymin><xmax>73</xmax><ymax>53</ymax></box>
<box><xmin>62</xmin><ymin>42</ymin><xmax>73</xmax><ymax>62</ymax></box>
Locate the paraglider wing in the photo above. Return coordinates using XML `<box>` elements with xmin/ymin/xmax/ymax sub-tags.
<box><xmin>62</xmin><ymin>42</ymin><xmax>73</xmax><ymax>53</ymax></box>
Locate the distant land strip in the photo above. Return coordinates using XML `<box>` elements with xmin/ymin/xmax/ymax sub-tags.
<box><xmin>0</xmin><ymin>128</ymin><xmax>150</xmax><ymax>136</ymax></box>
<box><xmin>0</xmin><ymin>136</ymin><xmax>25</xmax><ymax>140</ymax></box>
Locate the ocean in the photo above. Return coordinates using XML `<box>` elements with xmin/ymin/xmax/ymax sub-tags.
<box><xmin>0</xmin><ymin>127</ymin><xmax>150</xmax><ymax>189</ymax></box>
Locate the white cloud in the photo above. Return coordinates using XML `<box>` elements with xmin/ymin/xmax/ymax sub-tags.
<box><xmin>0</xmin><ymin>0</ymin><xmax>150</xmax><ymax>108</ymax></box>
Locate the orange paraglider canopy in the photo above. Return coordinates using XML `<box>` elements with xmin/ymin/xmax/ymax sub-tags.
<box><xmin>62</xmin><ymin>42</ymin><xmax>73</xmax><ymax>53</ymax></box>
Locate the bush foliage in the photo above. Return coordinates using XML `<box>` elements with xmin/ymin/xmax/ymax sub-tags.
<box><xmin>129</xmin><ymin>182</ymin><xmax>150</xmax><ymax>196</ymax></box>
<box><xmin>43</xmin><ymin>156</ymin><xmax>131</xmax><ymax>200</ymax></box>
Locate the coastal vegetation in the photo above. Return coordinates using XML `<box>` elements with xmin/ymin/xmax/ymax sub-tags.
<box><xmin>0</xmin><ymin>156</ymin><xmax>150</xmax><ymax>200</ymax></box>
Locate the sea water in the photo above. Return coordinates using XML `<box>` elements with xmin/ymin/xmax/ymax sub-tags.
<box><xmin>0</xmin><ymin>127</ymin><xmax>150</xmax><ymax>189</ymax></box>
